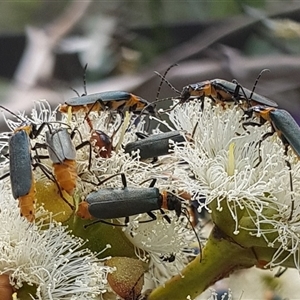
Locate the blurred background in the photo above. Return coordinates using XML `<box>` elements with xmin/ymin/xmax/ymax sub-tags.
<box><xmin>1</xmin><ymin>1</ymin><xmax>300</xmax><ymax>299</ymax></box>
<box><xmin>1</xmin><ymin>0</ymin><xmax>300</xmax><ymax>123</ymax></box>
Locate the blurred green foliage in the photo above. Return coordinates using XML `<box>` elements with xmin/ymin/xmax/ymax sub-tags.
<box><xmin>0</xmin><ymin>2</ymin><xmax>74</xmax><ymax>32</ymax></box>
<box><xmin>0</xmin><ymin>2</ymin><xmax>39</xmax><ymax>32</ymax></box>
<box><xmin>0</xmin><ymin>0</ymin><xmax>271</xmax><ymax>33</ymax></box>
<box><xmin>0</xmin><ymin>0</ymin><xmax>297</xmax><ymax>80</ymax></box>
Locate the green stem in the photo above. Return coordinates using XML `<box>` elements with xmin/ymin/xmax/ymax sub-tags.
<box><xmin>148</xmin><ymin>226</ymin><xmax>257</xmax><ymax>300</ymax></box>
<box><xmin>65</xmin><ymin>214</ymin><xmax>136</xmax><ymax>258</ymax></box>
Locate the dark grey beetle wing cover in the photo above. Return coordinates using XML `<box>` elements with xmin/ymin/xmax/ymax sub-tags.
<box><xmin>66</xmin><ymin>91</ymin><xmax>130</xmax><ymax>106</ymax></box>
<box><xmin>9</xmin><ymin>130</ymin><xmax>32</xmax><ymax>199</ymax></box>
<box><xmin>46</xmin><ymin>128</ymin><xmax>76</xmax><ymax>163</ymax></box>
<box><xmin>124</xmin><ymin>131</ymin><xmax>185</xmax><ymax>159</ymax></box>
<box><xmin>270</xmin><ymin>109</ymin><xmax>300</xmax><ymax>157</ymax></box>
<box><xmin>211</xmin><ymin>79</ymin><xmax>278</xmax><ymax>107</ymax></box>
<box><xmin>87</xmin><ymin>187</ymin><xmax>161</xmax><ymax>219</ymax></box>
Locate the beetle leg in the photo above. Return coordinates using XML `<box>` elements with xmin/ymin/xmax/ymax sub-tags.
<box><xmin>275</xmin><ymin>267</ymin><xmax>287</xmax><ymax>278</ymax></box>
<box><xmin>76</xmin><ymin>140</ymin><xmax>93</xmax><ymax>172</ymax></box>
<box><xmin>138</xmin><ymin>211</ymin><xmax>158</xmax><ymax>224</ymax></box>
<box><xmin>283</xmin><ymin>144</ymin><xmax>295</xmax><ymax>221</ymax></box>
<box><xmin>33</xmin><ymin>142</ymin><xmax>65</xmax><ymax>164</ymax></box>
<box><xmin>84</xmin><ymin>219</ymin><xmax>127</xmax><ymax>228</ymax></box>
<box><xmin>33</xmin><ymin>161</ymin><xmax>75</xmax><ymax>210</ymax></box>
<box><xmin>242</xmin><ymin>121</ymin><xmax>262</xmax><ymax>132</ymax></box>
<box><xmin>139</xmin><ymin>178</ymin><xmax>157</xmax><ymax>187</ymax></box>
<box><xmin>0</xmin><ymin>172</ymin><xmax>10</xmax><ymax>181</ymax></box>
<box><xmin>253</xmin><ymin>131</ymin><xmax>274</xmax><ymax>168</ymax></box>
<box><xmin>93</xmin><ymin>173</ymin><xmax>127</xmax><ymax>187</ymax></box>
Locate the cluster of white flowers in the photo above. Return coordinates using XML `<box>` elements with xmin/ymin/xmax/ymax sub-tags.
<box><xmin>0</xmin><ymin>96</ymin><xmax>300</xmax><ymax>299</ymax></box>
<box><xmin>0</xmin><ymin>100</ymin><xmax>196</xmax><ymax>298</ymax></box>
<box><xmin>168</xmin><ymin>100</ymin><xmax>300</xmax><ymax>268</ymax></box>
<box><xmin>0</xmin><ymin>187</ymin><xmax>112</xmax><ymax>299</ymax></box>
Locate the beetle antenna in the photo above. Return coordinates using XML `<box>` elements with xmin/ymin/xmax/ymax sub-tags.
<box><xmin>82</xmin><ymin>63</ymin><xmax>88</xmax><ymax>96</ymax></box>
<box><xmin>72</xmin><ymin>63</ymin><xmax>89</xmax><ymax>97</ymax></box>
<box><xmin>70</xmin><ymin>87</ymin><xmax>80</xmax><ymax>97</ymax></box>
<box><xmin>0</xmin><ymin>106</ymin><xmax>27</xmax><ymax>124</ymax></box>
<box><xmin>154</xmin><ymin>70</ymin><xmax>181</xmax><ymax>97</ymax></box>
<box><xmin>181</xmin><ymin>207</ymin><xmax>202</xmax><ymax>262</ymax></box>
<box><xmin>155</xmin><ymin>63</ymin><xmax>179</xmax><ymax>101</ymax></box>
<box><xmin>137</xmin><ymin>65</ymin><xmax>179</xmax><ymax>121</ymax></box>
<box><xmin>159</xmin><ymin>100</ymin><xmax>181</xmax><ymax>114</ymax></box>
<box><xmin>250</xmin><ymin>69</ymin><xmax>270</xmax><ymax>100</ymax></box>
